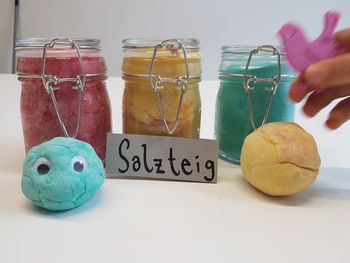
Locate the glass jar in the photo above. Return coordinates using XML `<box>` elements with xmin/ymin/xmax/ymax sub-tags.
<box><xmin>215</xmin><ymin>45</ymin><xmax>295</xmax><ymax>164</ymax></box>
<box><xmin>122</xmin><ymin>38</ymin><xmax>201</xmax><ymax>138</ymax></box>
<box><xmin>16</xmin><ymin>38</ymin><xmax>112</xmax><ymax>161</ymax></box>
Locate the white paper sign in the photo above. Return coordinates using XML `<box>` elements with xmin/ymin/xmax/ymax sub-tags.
<box><xmin>106</xmin><ymin>133</ymin><xmax>218</xmax><ymax>183</ymax></box>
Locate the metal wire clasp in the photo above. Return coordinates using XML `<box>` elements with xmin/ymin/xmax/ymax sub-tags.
<box><xmin>41</xmin><ymin>38</ymin><xmax>86</xmax><ymax>138</ymax></box>
<box><xmin>149</xmin><ymin>39</ymin><xmax>190</xmax><ymax>134</ymax></box>
<box><xmin>243</xmin><ymin>45</ymin><xmax>281</xmax><ymax>130</ymax></box>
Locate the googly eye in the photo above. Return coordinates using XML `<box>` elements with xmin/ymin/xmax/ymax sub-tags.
<box><xmin>71</xmin><ymin>156</ymin><xmax>88</xmax><ymax>172</ymax></box>
<box><xmin>33</xmin><ymin>157</ymin><xmax>51</xmax><ymax>175</ymax></box>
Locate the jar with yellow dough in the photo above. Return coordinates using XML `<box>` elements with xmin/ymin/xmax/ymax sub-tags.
<box><xmin>122</xmin><ymin>38</ymin><xmax>202</xmax><ymax>138</ymax></box>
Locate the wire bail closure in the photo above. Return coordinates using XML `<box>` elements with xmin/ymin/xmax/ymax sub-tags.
<box><xmin>149</xmin><ymin>39</ymin><xmax>190</xmax><ymax>135</ymax></box>
<box><xmin>41</xmin><ymin>38</ymin><xmax>86</xmax><ymax>138</ymax></box>
<box><xmin>243</xmin><ymin>45</ymin><xmax>281</xmax><ymax>130</ymax></box>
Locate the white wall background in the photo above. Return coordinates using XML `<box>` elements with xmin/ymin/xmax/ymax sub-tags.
<box><xmin>1</xmin><ymin>0</ymin><xmax>350</xmax><ymax>79</ymax></box>
<box><xmin>0</xmin><ymin>0</ymin><xmax>15</xmax><ymax>73</ymax></box>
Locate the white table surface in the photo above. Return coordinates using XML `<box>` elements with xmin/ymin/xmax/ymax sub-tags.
<box><xmin>1</xmin><ymin>74</ymin><xmax>350</xmax><ymax>263</ymax></box>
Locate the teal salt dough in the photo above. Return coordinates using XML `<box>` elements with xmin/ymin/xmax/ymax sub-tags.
<box><xmin>22</xmin><ymin>137</ymin><xmax>104</xmax><ymax>211</ymax></box>
<box><xmin>215</xmin><ymin>56</ymin><xmax>295</xmax><ymax>163</ymax></box>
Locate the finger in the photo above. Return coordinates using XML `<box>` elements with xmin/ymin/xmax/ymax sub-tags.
<box><xmin>335</xmin><ymin>28</ymin><xmax>350</xmax><ymax>51</ymax></box>
<box><xmin>302</xmin><ymin>85</ymin><xmax>350</xmax><ymax>117</ymax></box>
<box><xmin>325</xmin><ymin>97</ymin><xmax>350</xmax><ymax>129</ymax></box>
<box><xmin>288</xmin><ymin>74</ymin><xmax>313</xmax><ymax>103</ymax></box>
<box><xmin>303</xmin><ymin>54</ymin><xmax>350</xmax><ymax>88</ymax></box>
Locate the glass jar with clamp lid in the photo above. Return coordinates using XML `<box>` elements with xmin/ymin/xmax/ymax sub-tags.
<box><xmin>122</xmin><ymin>38</ymin><xmax>202</xmax><ymax>138</ymax></box>
<box><xmin>215</xmin><ymin>45</ymin><xmax>295</xmax><ymax>164</ymax></box>
<box><xmin>16</xmin><ymin>38</ymin><xmax>112</xmax><ymax>160</ymax></box>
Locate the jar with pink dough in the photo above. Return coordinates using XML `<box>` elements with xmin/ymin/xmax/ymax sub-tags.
<box><xmin>16</xmin><ymin>38</ymin><xmax>112</xmax><ymax>161</ymax></box>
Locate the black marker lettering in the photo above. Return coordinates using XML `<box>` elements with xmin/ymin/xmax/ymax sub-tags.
<box><xmin>204</xmin><ymin>160</ymin><xmax>215</xmax><ymax>182</ymax></box>
<box><xmin>181</xmin><ymin>158</ymin><xmax>193</xmax><ymax>175</ymax></box>
<box><xmin>142</xmin><ymin>144</ymin><xmax>153</xmax><ymax>173</ymax></box>
<box><xmin>195</xmin><ymin>155</ymin><xmax>200</xmax><ymax>173</ymax></box>
<box><xmin>153</xmin><ymin>159</ymin><xmax>165</xmax><ymax>174</ymax></box>
<box><xmin>132</xmin><ymin>155</ymin><xmax>141</xmax><ymax>172</ymax></box>
<box><xmin>168</xmin><ymin>148</ymin><xmax>180</xmax><ymax>176</ymax></box>
<box><xmin>118</xmin><ymin>138</ymin><xmax>130</xmax><ymax>173</ymax></box>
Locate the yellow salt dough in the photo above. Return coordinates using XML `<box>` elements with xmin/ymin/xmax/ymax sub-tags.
<box><xmin>122</xmin><ymin>52</ymin><xmax>201</xmax><ymax>125</ymax></box>
<box><xmin>123</xmin><ymin>81</ymin><xmax>198</xmax><ymax>125</ymax></box>
<box><xmin>240</xmin><ymin>122</ymin><xmax>321</xmax><ymax>196</ymax></box>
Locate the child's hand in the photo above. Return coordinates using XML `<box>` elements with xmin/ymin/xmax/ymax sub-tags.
<box><xmin>289</xmin><ymin>28</ymin><xmax>350</xmax><ymax>129</ymax></box>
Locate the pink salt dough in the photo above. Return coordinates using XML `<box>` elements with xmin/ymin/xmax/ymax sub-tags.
<box><xmin>18</xmin><ymin>56</ymin><xmax>112</xmax><ymax>160</ymax></box>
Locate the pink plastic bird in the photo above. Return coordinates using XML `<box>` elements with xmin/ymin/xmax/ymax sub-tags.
<box><xmin>278</xmin><ymin>11</ymin><xmax>344</xmax><ymax>72</ymax></box>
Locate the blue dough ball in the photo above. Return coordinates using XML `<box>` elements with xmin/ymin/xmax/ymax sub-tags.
<box><xmin>22</xmin><ymin>137</ymin><xmax>105</xmax><ymax>211</ymax></box>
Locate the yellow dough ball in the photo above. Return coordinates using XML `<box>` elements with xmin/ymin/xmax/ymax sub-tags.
<box><xmin>240</xmin><ymin>122</ymin><xmax>321</xmax><ymax>196</ymax></box>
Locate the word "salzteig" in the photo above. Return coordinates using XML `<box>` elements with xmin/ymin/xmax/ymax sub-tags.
<box><xmin>118</xmin><ymin>138</ymin><xmax>215</xmax><ymax>182</ymax></box>
<box><xmin>106</xmin><ymin>134</ymin><xmax>218</xmax><ymax>183</ymax></box>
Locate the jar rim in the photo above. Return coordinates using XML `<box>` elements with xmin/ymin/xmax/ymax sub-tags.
<box><xmin>15</xmin><ymin>38</ymin><xmax>101</xmax><ymax>50</ymax></box>
<box><xmin>122</xmin><ymin>38</ymin><xmax>199</xmax><ymax>49</ymax></box>
<box><xmin>219</xmin><ymin>45</ymin><xmax>295</xmax><ymax>79</ymax></box>
<box><xmin>221</xmin><ymin>45</ymin><xmax>285</xmax><ymax>55</ymax></box>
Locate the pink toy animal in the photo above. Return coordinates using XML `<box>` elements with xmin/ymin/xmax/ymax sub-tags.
<box><xmin>278</xmin><ymin>11</ymin><xmax>344</xmax><ymax>72</ymax></box>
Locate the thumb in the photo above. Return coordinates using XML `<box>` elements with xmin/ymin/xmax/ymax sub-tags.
<box><xmin>335</xmin><ymin>28</ymin><xmax>350</xmax><ymax>51</ymax></box>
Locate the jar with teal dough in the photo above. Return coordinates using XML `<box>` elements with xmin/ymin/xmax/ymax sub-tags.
<box><xmin>215</xmin><ymin>45</ymin><xmax>295</xmax><ymax>164</ymax></box>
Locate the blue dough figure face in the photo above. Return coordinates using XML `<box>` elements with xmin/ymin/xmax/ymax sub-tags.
<box><xmin>22</xmin><ymin>137</ymin><xmax>104</xmax><ymax>211</ymax></box>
